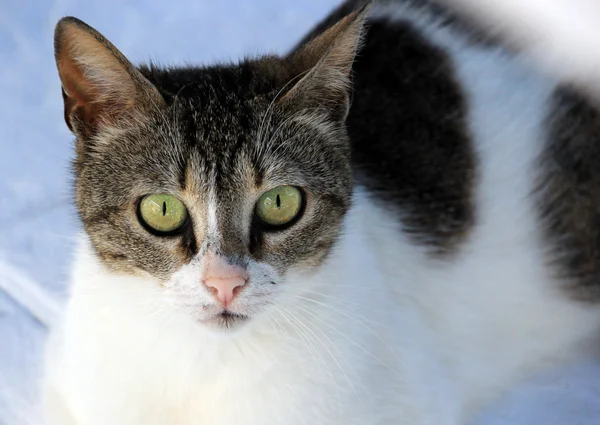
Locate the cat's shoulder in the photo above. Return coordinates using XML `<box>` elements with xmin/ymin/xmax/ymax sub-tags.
<box><xmin>297</xmin><ymin>0</ymin><xmax>600</xmax><ymax>303</ymax></box>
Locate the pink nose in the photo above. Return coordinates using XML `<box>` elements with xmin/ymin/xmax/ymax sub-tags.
<box><xmin>202</xmin><ymin>253</ymin><xmax>248</xmax><ymax>306</ymax></box>
<box><xmin>204</xmin><ymin>276</ymin><xmax>246</xmax><ymax>306</ymax></box>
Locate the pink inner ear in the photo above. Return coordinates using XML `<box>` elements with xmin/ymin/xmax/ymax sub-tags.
<box><xmin>55</xmin><ymin>19</ymin><xmax>167</xmax><ymax>136</ymax></box>
<box><xmin>56</xmin><ymin>40</ymin><xmax>114</xmax><ymax>132</ymax></box>
<box><xmin>56</xmin><ymin>23</ymin><xmax>140</xmax><ymax>133</ymax></box>
<box><xmin>58</xmin><ymin>56</ymin><xmax>94</xmax><ymax>104</ymax></box>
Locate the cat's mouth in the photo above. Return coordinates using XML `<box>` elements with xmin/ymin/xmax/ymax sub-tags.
<box><xmin>206</xmin><ymin>310</ymin><xmax>249</xmax><ymax>330</ymax></box>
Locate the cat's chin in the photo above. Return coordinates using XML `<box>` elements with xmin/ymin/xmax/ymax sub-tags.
<box><xmin>200</xmin><ymin>310</ymin><xmax>250</xmax><ymax>332</ymax></box>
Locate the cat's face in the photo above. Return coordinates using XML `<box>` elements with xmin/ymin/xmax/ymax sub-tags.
<box><xmin>72</xmin><ymin>74</ymin><xmax>353</xmax><ymax>330</ymax></box>
<box><xmin>54</xmin><ymin>8</ymin><xmax>367</xmax><ymax>330</ymax></box>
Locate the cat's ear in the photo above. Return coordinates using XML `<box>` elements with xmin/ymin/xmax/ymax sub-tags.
<box><xmin>281</xmin><ymin>2</ymin><xmax>371</xmax><ymax>121</ymax></box>
<box><xmin>54</xmin><ymin>17</ymin><xmax>165</xmax><ymax>138</ymax></box>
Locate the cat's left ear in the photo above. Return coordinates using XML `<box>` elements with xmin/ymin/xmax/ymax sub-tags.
<box><xmin>282</xmin><ymin>2</ymin><xmax>371</xmax><ymax>121</ymax></box>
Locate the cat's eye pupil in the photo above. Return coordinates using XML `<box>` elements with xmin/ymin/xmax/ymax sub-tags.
<box><xmin>256</xmin><ymin>186</ymin><xmax>302</xmax><ymax>227</ymax></box>
<box><xmin>162</xmin><ymin>201</ymin><xmax>167</xmax><ymax>216</ymax></box>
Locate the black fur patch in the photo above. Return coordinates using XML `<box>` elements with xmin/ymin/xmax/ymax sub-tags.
<box><xmin>350</xmin><ymin>20</ymin><xmax>475</xmax><ymax>254</ymax></box>
<box><xmin>537</xmin><ymin>87</ymin><xmax>600</xmax><ymax>302</ymax></box>
<box><xmin>294</xmin><ymin>11</ymin><xmax>476</xmax><ymax>254</ymax></box>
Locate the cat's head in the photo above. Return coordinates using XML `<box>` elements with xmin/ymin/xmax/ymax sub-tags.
<box><xmin>54</xmin><ymin>6</ymin><xmax>368</xmax><ymax>331</ymax></box>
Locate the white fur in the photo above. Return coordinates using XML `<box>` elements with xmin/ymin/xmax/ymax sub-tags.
<box><xmin>163</xmin><ymin>248</ymin><xmax>281</xmax><ymax>326</ymax></box>
<box><xmin>44</xmin><ymin>6</ymin><xmax>600</xmax><ymax>425</ymax></box>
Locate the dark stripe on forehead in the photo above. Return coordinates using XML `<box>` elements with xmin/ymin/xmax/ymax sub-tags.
<box><xmin>178</xmin><ymin>153</ymin><xmax>189</xmax><ymax>190</ymax></box>
<box><xmin>223</xmin><ymin>102</ymin><xmax>254</xmax><ymax>176</ymax></box>
<box><xmin>253</xmin><ymin>164</ymin><xmax>265</xmax><ymax>188</ymax></box>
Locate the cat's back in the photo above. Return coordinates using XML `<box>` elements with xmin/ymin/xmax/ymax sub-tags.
<box><xmin>300</xmin><ymin>0</ymin><xmax>600</xmax><ymax>303</ymax></box>
<box><xmin>294</xmin><ymin>0</ymin><xmax>600</xmax><ymax>406</ymax></box>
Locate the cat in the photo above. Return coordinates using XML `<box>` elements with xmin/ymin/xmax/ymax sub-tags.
<box><xmin>43</xmin><ymin>0</ymin><xmax>600</xmax><ymax>424</ymax></box>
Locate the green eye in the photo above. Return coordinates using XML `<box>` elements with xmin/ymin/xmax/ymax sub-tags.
<box><xmin>139</xmin><ymin>194</ymin><xmax>188</xmax><ymax>234</ymax></box>
<box><xmin>256</xmin><ymin>186</ymin><xmax>303</xmax><ymax>227</ymax></box>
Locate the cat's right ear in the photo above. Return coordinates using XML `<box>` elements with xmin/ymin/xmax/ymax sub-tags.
<box><xmin>54</xmin><ymin>17</ymin><xmax>165</xmax><ymax>138</ymax></box>
<box><xmin>280</xmin><ymin>2</ymin><xmax>371</xmax><ymax>122</ymax></box>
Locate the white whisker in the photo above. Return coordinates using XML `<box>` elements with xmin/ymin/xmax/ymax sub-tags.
<box><xmin>279</xmin><ymin>306</ymin><xmax>346</xmax><ymax>413</ymax></box>
<box><xmin>272</xmin><ymin>306</ymin><xmax>342</xmax><ymax>411</ymax></box>
<box><xmin>295</xmin><ymin>297</ymin><xmax>401</xmax><ymax>375</ymax></box>
<box><xmin>271</xmin><ymin>306</ymin><xmax>329</xmax><ymax>378</ymax></box>
<box><xmin>255</xmin><ymin>70</ymin><xmax>309</xmax><ymax>157</ymax></box>
<box><xmin>288</xmin><ymin>305</ymin><xmax>365</xmax><ymax>407</ymax></box>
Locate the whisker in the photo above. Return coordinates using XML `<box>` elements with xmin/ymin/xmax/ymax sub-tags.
<box><xmin>260</xmin><ymin>114</ymin><xmax>299</xmax><ymax>163</ymax></box>
<box><xmin>271</xmin><ymin>306</ymin><xmax>329</xmax><ymax>380</ymax></box>
<box><xmin>299</xmin><ymin>288</ymin><xmax>390</xmax><ymax>315</ymax></box>
<box><xmin>45</xmin><ymin>232</ymin><xmax>80</xmax><ymax>242</ymax></box>
<box><xmin>308</xmin><ymin>284</ymin><xmax>379</xmax><ymax>290</ymax></box>
<box><xmin>297</xmin><ymin>287</ymin><xmax>372</xmax><ymax>309</ymax></box>
<box><xmin>264</xmin><ymin>315</ymin><xmax>287</xmax><ymax>370</ymax></box>
<box><xmin>295</xmin><ymin>298</ymin><xmax>401</xmax><ymax>375</ymax></box>
<box><xmin>292</xmin><ymin>294</ymin><xmax>379</xmax><ymax>326</ymax></box>
<box><xmin>274</xmin><ymin>306</ymin><xmax>343</xmax><ymax>411</ymax></box>
<box><xmin>264</xmin><ymin>106</ymin><xmax>330</xmax><ymax>160</ymax></box>
<box><xmin>255</xmin><ymin>70</ymin><xmax>309</xmax><ymax>157</ymax></box>
<box><xmin>286</xmin><ymin>306</ymin><xmax>365</xmax><ymax>408</ymax></box>
<box><xmin>279</xmin><ymin>306</ymin><xmax>345</xmax><ymax>413</ymax></box>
